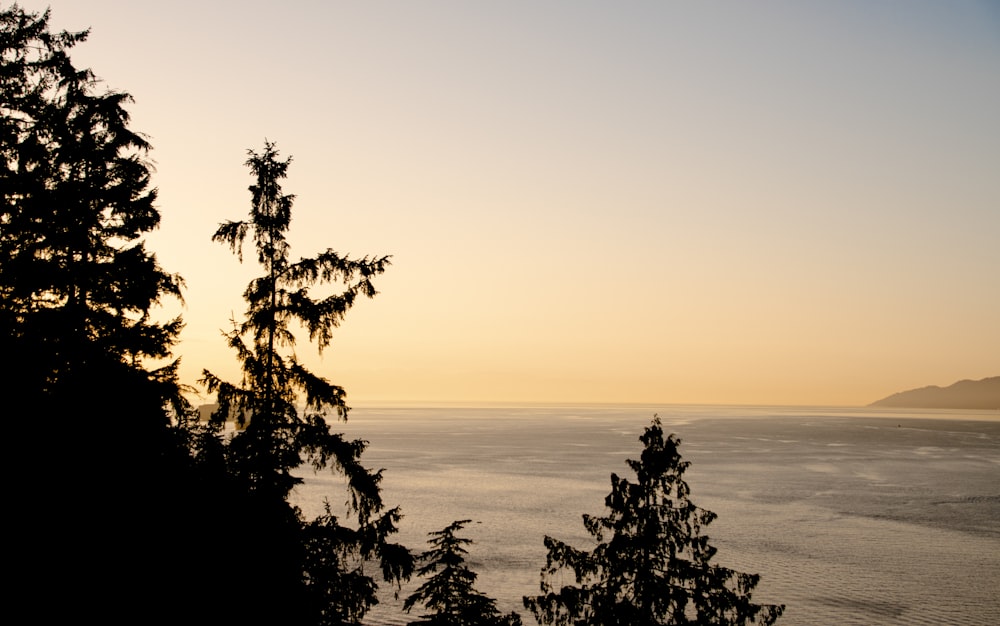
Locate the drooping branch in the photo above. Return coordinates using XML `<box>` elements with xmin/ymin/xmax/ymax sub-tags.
<box><xmin>211</xmin><ymin>219</ymin><xmax>249</xmax><ymax>262</ymax></box>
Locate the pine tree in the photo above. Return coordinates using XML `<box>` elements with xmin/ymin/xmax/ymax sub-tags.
<box><xmin>1</xmin><ymin>4</ymin><xmax>184</xmax><ymax>410</ymax></box>
<box><xmin>404</xmin><ymin>519</ymin><xmax>522</xmax><ymax>626</ymax></box>
<box><xmin>524</xmin><ymin>416</ymin><xmax>784</xmax><ymax>626</ymax></box>
<box><xmin>0</xmin><ymin>5</ymin><xmax>219</xmax><ymax>622</ymax></box>
<box><xmin>200</xmin><ymin>141</ymin><xmax>412</xmax><ymax>624</ymax></box>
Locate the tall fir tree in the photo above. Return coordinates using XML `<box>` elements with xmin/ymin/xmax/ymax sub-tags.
<box><xmin>524</xmin><ymin>417</ymin><xmax>784</xmax><ymax>626</ymax></box>
<box><xmin>1</xmin><ymin>4</ymin><xmax>183</xmax><ymax>410</ymax></box>
<box><xmin>404</xmin><ymin>520</ymin><xmax>522</xmax><ymax>626</ymax></box>
<box><xmin>0</xmin><ymin>4</ymin><xmax>225</xmax><ymax>622</ymax></box>
<box><xmin>200</xmin><ymin>141</ymin><xmax>412</xmax><ymax>624</ymax></box>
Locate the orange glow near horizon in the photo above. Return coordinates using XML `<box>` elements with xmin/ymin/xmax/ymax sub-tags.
<box><xmin>27</xmin><ymin>1</ymin><xmax>1000</xmax><ymax>407</ymax></box>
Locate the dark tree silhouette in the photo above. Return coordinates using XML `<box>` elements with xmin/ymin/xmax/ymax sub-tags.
<box><xmin>200</xmin><ymin>141</ymin><xmax>411</xmax><ymax>624</ymax></box>
<box><xmin>524</xmin><ymin>417</ymin><xmax>784</xmax><ymax>626</ymax></box>
<box><xmin>0</xmin><ymin>3</ymin><xmax>184</xmax><ymax>426</ymax></box>
<box><xmin>0</xmin><ymin>5</ymin><xmax>237</xmax><ymax>622</ymax></box>
<box><xmin>404</xmin><ymin>520</ymin><xmax>522</xmax><ymax>626</ymax></box>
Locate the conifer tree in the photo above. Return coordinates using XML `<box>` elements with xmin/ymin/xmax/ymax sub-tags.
<box><xmin>405</xmin><ymin>520</ymin><xmax>522</xmax><ymax>626</ymax></box>
<box><xmin>0</xmin><ymin>5</ymin><xmax>220</xmax><ymax>621</ymax></box>
<box><xmin>524</xmin><ymin>417</ymin><xmax>784</xmax><ymax>626</ymax></box>
<box><xmin>200</xmin><ymin>141</ymin><xmax>411</xmax><ymax>624</ymax></box>
<box><xmin>1</xmin><ymin>3</ymin><xmax>185</xmax><ymax>425</ymax></box>
<box><xmin>1</xmin><ymin>0</ymin><xmax>179</xmax><ymax>511</ymax></box>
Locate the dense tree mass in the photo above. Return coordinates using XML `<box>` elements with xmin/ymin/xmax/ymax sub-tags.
<box><xmin>0</xmin><ymin>4</ymin><xmax>184</xmax><ymax>437</ymax></box>
<box><xmin>524</xmin><ymin>417</ymin><xmax>784</xmax><ymax>626</ymax></box>
<box><xmin>200</xmin><ymin>141</ymin><xmax>411</xmax><ymax>624</ymax></box>
<box><xmin>0</xmin><ymin>4</ymin><xmax>212</xmax><ymax>621</ymax></box>
<box><xmin>405</xmin><ymin>520</ymin><xmax>523</xmax><ymax>626</ymax></box>
<box><xmin>1</xmin><ymin>6</ymin><xmax>411</xmax><ymax>623</ymax></box>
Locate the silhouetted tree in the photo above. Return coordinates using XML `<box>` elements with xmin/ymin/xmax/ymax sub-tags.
<box><xmin>404</xmin><ymin>520</ymin><xmax>522</xmax><ymax>626</ymax></box>
<box><xmin>0</xmin><ymin>4</ymin><xmax>227</xmax><ymax>622</ymax></box>
<box><xmin>524</xmin><ymin>417</ymin><xmax>784</xmax><ymax>626</ymax></box>
<box><xmin>200</xmin><ymin>141</ymin><xmax>411</xmax><ymax>624</ymax></box>
<box><xmin>1</xmin><ymin>2</ymin><xmax>185</xmax><ymax>424</ymax></box>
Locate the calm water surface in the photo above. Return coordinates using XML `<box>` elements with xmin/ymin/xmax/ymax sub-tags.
<box><xmin>294</xmin><ymin>405</ymin><xmax>1000</xmax><ymax>625</ymax></box>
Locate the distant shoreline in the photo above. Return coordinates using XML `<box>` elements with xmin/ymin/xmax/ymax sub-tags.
<box><xmin>868</xmin><ymin>376</ymin><xmax>1000</xmax><ymax>411</ymax></box>
<box><xmin>196</xmin><ymin>401</ymin><xmax>1000</xmax><ymax>422</ymax></box>
<box><xmin>343</xmin><ymin>404</ymin><xmax>1000</xmax><ymax>422</ymax></box>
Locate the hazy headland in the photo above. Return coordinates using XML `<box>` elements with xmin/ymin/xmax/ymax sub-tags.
<box><xmin>869</xmin><ymin>376</ymin><xmax>1000</xmax><ymax>411</ymax></box>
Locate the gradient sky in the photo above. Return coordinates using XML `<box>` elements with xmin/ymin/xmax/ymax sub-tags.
<box><xmin>21</xmin><ymin>1</ymin><xmax>1000</xmax><ymax>406</ymax></box>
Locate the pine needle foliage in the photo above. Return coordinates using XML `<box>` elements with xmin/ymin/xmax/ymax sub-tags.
<box><xmin>200</xmin><ymin>141</ymin><xmax>411</xmax><ymax>624</ymax></box>
<box><xmin>405</xmin><ymin>520</ymin><xmax>522</xmax><ymax>626</ymax></box>
<box><xmin>524</xmin><ymin>417</ymin><xmax>784</xmax><ymax>626</ymax></box>
<box><xmin>0</xmin><ymin>5</ymin><xmax>230</xmax><ymax>622</ymax></box>
<box><xmin>1</xmin><ymin>2</ymin><xmax>184</xmax><ymax>411</ymax></box>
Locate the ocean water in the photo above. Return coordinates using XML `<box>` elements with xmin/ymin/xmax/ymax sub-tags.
<box><xmin>293</xmin><ymin>405</ymin><xmax>1000</xmax><ymax>625</ymax></box>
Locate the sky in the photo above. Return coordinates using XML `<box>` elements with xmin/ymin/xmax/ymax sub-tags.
<box><xmin>19</xmin><ymin>0</ymin><xmax>1000</xmax><ymax>406</ymax></box>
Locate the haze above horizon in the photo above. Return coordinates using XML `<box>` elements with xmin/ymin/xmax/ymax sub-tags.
<box><xmin>25</xmin><ymin>1</ymin><xmax>999</xmax><ymax>407</ymax></box>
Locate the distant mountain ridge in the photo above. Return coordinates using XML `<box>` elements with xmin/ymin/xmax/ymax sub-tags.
<box><xmin>869</xmin><ymin>377</ymin><xmax>1000</xmax><ymax>410</ymax></box>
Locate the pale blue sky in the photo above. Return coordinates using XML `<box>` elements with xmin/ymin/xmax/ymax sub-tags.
<box><xmin>21</xmin><ymin>1</ymin><xmax>1000</xmax><ymax>405</ymax></box>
